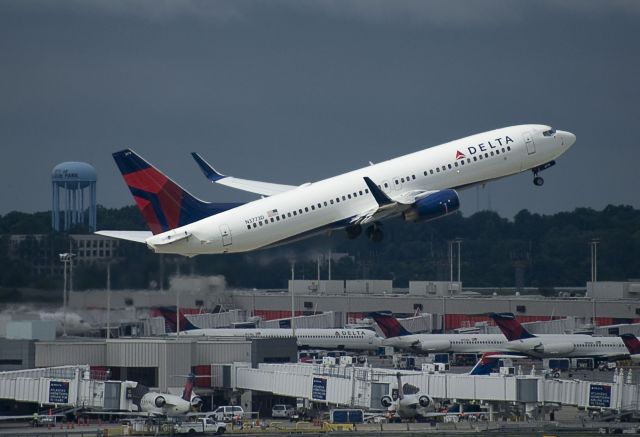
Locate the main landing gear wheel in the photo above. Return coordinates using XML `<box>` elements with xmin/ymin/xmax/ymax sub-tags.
<box><xmin>366</xmin><ymin>225</ymin><xmax>384</xmax><ymax>242</ymax></box>
<box><xmin>533</xmin><ymin>176</ymin><xmax>544</xmax><ymax>186</ymax></box>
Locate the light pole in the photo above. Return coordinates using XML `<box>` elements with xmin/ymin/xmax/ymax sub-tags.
<box><xmin>455</xmin><ymin>238</ymin><xmax>463</xmax><ymax>283</ymax></box>
<box><xmin>106</xmin><ymin>260</ymin><xmax>111</xmax><ymax>340</ymax></box>
<box><xmin>59</xmin><ymin>252</ymin><xmax>75</xmax><ymax>337</ymax></box>
<box><xmin>590</xmin><ymin>238</ymin><xmax>600</xmax><ymax>324</ymax></box>
<box><xmin>290</xmin><ymin>260</ymin><xmax>296</xmax><ymax>336</ymax></box>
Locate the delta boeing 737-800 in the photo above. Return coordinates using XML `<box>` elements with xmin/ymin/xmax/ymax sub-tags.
<box><xmin>97</xmin><ymin>125</ymin><xmax>576</xmax><ymax>256</ymax></box>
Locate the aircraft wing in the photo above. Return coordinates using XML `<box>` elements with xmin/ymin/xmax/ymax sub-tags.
<box><xmin>192</xmin><ymin>153</ymin><xmax>296</xmax><ymax>196</ymax></box>
<box><xmin>351</xmin><ymin>178</ymin><xmax>435</xmax><ymax>225</ymax></box>
<box><xmin>95</xmin><ymin>230</ymin><xmax>153</xmax><ymax>243</ymax></box>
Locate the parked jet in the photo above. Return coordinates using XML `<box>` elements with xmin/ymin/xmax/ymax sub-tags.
<box><xmin>131</xmin><ymin>374</ymin><xmax>203</xmax><ymax>417</ymax></box>
<box><xmin>97</xmin><ymin>125</ymin><xmax>575</xmax><ymax>255</ymax></box>
<box><xmin>157</xmin><ymin>307</ymin><xmax>382</xmax><ymax>351</ymax></box>
<box><xmin>489</xmin><ymin>313</ymin><xmax>628</xmax><ymax>358</ymax></box>
<box><xmin>369</xmin><ymin>311</ymin><xmax>510</xmax><ymax>353</ymax></box>
<box><xmin>620</xmin><ymin>333</ymin><xmax>640</xmax><ymax>362</ymax></box>
<box><xmin>380</xmin><ymin>352</ymin><xmax>519</xmax><ymax>421</ymax></box>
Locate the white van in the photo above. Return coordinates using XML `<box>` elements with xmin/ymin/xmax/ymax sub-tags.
<box><xmin>212</xmin><ymin>405</ymin><xmax>244</xmax><ymax>422</ymax></box>
<box><xmin>272</xmin><ymin>404</ymin><xmax>295</xmax><ymax>418</ymax></box>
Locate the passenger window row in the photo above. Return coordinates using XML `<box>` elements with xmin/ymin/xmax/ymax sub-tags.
<box><xmin>246</xmin><ymin>188</ymin><xmax>371</xmax><ymax>230</ymax></box>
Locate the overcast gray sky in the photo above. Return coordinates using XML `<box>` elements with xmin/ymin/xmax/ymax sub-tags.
<box><xmin>1</xmin><ymin>0</ymin><xmax>639</xmax><ymax>219</ymax></box>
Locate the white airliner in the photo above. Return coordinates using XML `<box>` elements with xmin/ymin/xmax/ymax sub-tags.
<box><xmin>159</xmin><ymin>309</ymin><xmax>382</xmax><ymax>351</ymax></box>
<box><xmin>97</xmin><ymin>125</ymin><xmax>576</xmax><ymax>256</ymax></box>
<box><xmin>489</xmin><ymin>313</ymin><xmax>628</xmax><ymax>358</ymax></box>
<box><xmin>369</xmin><ymin>312</ymin><xmax>511</xmax><ymax>353</ymax></box>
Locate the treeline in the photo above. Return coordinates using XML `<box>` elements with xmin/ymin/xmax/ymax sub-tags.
<box><xmin>0</xmin><ymin>205</ymin><xmax>638</xmax><ymax>295</ymax></box>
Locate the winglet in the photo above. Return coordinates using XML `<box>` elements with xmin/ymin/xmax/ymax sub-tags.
<box><xmin>191</xmin><ymin>152</ymin><xmax>226</xmax><ymax>182</ymax></box>
<box><xmin>363</xmin><ymin>177</ymin><xmax>393</xmax><ymax>206</ymax></box>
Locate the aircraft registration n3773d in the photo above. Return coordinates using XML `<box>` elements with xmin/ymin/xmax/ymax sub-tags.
<box><xmin>97</xmin><ymin>125</ymin><xmax>576</xmax><ymax>256</ymax></box>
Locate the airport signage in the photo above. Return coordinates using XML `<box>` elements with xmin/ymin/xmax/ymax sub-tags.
<box><xmin>312</xmin><ymin>377</ymin><xmax>327</xmax><ymax>401</ymax></box>
<box><xmin>49</xmin><ymin>381</ymin><xmax>69</xmax><ymax>404</ymax></box>
<box><xmin>589</xmin><ymin>384</ymin><xmax>612</xmax><ymax>408</ymax></box>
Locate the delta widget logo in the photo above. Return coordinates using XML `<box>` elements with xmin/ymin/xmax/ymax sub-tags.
<box><xmin>455</xmin><ymin>150</ymin><xmax>466</xmax><ymax>160</ymax></box>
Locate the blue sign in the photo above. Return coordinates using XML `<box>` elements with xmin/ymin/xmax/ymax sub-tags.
<box><xmin>312</xmin><ymin>377</ymin><xmax>327</xmax><ymax>401</ymax></box>
<box><xmin>49</xmin><ymin>381</ymin><xmax>69</xmax><ymax>404</ymax></box>
<box><xmin>589</xmin><ymin>384</ymin><xmax>611</xmax><ymax>408</ymax></box>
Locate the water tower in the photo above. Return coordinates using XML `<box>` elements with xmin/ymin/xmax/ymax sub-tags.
<box><xmin>51</xmin><ymin>162</ymin><xmax>97</xmax><ymax>231</ymax></box>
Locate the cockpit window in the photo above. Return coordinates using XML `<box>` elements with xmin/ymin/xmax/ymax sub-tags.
<box><xmin>543</xmin><ymin>128</ymin><xmax>556</xmax><ymax>137</ymax></box>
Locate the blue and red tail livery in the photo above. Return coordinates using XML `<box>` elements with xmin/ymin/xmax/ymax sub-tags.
<box><xmin>151</xmin><ymin>306</ymin><xmax>198</xmax><ymax>332</ymax></box>
<box><xmin>368</xmin><ymin>311</ymin><xmax>413</xmax><ymax>338</ymax></box>
<box><xmin>468</xmin><ymin>353</ymin><xmax>502</xmax><ymax>375</ymax></box>
<box><xmin>621</xmin><ymin>333</ymin><xmax>640</xmax><ymax>354</ymax></box>
<box><xmin>488</xmin><ymin>312</ymin><xmax>536</xmax><ymax>341</ymax></box>
<box><xmin>181</xmin><ymin>373</ymin><xmax>196</xmax><ymax>401</ymax></box>
<box><xmin>113</xmin><ymin>149</ymin><xmax>243</xmax><ymax>234</ymax></box>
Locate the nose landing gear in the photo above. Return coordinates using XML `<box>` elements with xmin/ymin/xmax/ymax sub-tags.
<box><xmin>531</xmin><ymin>160</ymin><xmax>556</xmax><ymax>186</ymax></box>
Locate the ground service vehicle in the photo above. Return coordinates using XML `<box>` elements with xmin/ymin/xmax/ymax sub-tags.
<box><xmin>174</xmin><ymin>418</ymin><xmax>226</xmax><ymax>435</ymax></box>
<box><xmin>212</xmin><ymin>405</ymin><xmax>244</xmax><ymax>422</ymax></box>
<box><xmin>272</xmin><ymin>404</ymin><xmax>295</xmax><ymax>418</ymax></box>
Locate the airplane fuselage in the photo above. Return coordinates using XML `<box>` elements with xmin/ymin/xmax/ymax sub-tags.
<box><xmin>144</xmin><ymin>125</ymin><xmax>575</xmax><ymax>255</ymax></box>
<box><xmin>175</xmin><ymin>328</ymin><xmax>382</xmax><ymax>351</ymax></box>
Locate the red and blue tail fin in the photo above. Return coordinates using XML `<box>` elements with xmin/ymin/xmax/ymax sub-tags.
<box><xmin>181</xmin><ymin>373</ymin><xmax>196</xmax><ymax>401</ymax></box>
<box><xmin>621</xmin><ymin>333</ymin><xmax>640</xmax><ymax>354</ymax></box>
<box><xmin>468</xmin><ymin>353</ymin><xmax>502</xmax><ymax>375</ymax></box>
<box><xmin>152</xmin><ymin>306</ymin><xmax>198</xmax><ymax>332</ymax></box>
<box><xmin>368</xmin><ymin>311</ymin><xmax>413</xmax><ymax>338</ymax></box>
<box><xmin>488</xmin><ymin>312</ymin><xmax>536</xmax><ymax>341</ymax></box>
<box><xmin>113</xmin><ymin>149</ymin><xmax>243</xmax><ymax>234</ymax></box>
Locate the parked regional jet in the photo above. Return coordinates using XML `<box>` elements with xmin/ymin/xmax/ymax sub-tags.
<box><xmin>489</xmin><ymin>313</ymin><xmax>628</xmax><ymax>358</ymax></box>
<box><xmin>620</xmin><ymin>333</ymin><xmax>640</xmax><ymax>362</ymax></box>
<box><xmin>117</xmin><ymin>374</ymin><xmax>203</xmax><ymax>417</ymax></box>
<box><xmin>97</xmin><ymin>125</ymin><xmax>575</xmax><ymax>255</ymax></box>
<box><xmin>369</xmin><ymin>311</ymin><xmax>510</xmax><ymax>353</ymax></box>
<box><xmin>157</xmin><ymin>308</ymin><xmax>382</xmax><ymax>351</ymax></box>
<box><xmin>380</xmin><ymin>352</ymin><xmax>518</xmax><ymax>421</ymax></box>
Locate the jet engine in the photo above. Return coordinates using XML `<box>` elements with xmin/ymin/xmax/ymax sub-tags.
<box><xmin>418</xmin><ymin>339</ymin><xmax>451</xmax><ymax>352</ymax></box>
<box><xmin>191</xmin><ymin>396</ymin><xmax>203</xmax><ymax>408</ymax></box>
<box><xmin>533</xmin><ymin>342</ymin><xmax>575</xmax><ymax>355</ymax></box>
<box><xmin>381</xmin><ymin>395</ymin><xmax>394</xmax><ymax>408</ymax></box>
<box><xmin>154</xmin><ymin>396</ymin><xmax>166</xmax><ymax>408</ymax></box>
<box><xmin>418</xmin><ymin>395</ymin><xmax>432</xmax><ymax>408</ymax></box>
<box><xmin>403</xmin><ymin>189</ymin><xmax>460</xmax><ymax>222</ymax></box>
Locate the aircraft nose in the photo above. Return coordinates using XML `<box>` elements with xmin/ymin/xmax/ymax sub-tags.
<box><xmin>556</xmin><ymin>130</ymin><xmax>576</xmax><ymax>148</ymax></box>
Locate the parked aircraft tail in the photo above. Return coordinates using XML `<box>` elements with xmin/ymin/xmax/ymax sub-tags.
<box><xmin>620</xmin><ymin>333</ymin><xmax>640</xmax><ymax>355</ymax></box>
<box><xmin>113</xmin><ymin>149</ymin><xmax>243</xmax><ymax>234</ymax></box>
<box><xmin>152</xmin><ymin>306</ymin><xmax>199</xmax><ymax>332</ymax></box>
<box><xmin>368</xmin><ymin>311</ymin><xmax>414</xmax><ymax>338</ymax></box>
<box><xmin>487</xmin><ymin>312</ymin><xmax>537</xmax><ymax>341</ymax></box>
<box><xmin>467</xmin><ymin>353</ymin><xmax>526</xmax><ymax>375</ymax></box>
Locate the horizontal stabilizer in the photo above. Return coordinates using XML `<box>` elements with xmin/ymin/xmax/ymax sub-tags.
<box><xmin>95</xmin><ymin>230</ymin><xmax>152</xmax><ymax>243</ymax></box>
<box><xmin>191</xmin><ymin>152</ymin><xmax>296</xmax><ymax>196</ymax></box>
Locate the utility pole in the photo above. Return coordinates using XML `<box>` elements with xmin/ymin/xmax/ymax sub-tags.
<box><xmin>291</xmin><ymin>260</ymin><xmax>296</xmax><ymax>336</ymax></box>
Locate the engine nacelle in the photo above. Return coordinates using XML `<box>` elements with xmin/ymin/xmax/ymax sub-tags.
<box><xmin>631</xmin><ymin>354</ymin><xmax>640</xmax><ymax>363</ymax></box>
<box><xmin>418</xmin><ymin>339</ymin><xmax>451</xmax><ymax>352</ymax></box>
<box><xmin>403</xmin><ymin>189</ymin><xmax>460</xmax><ymax>222</ymax></box>
<box><xmin>381</xmin><ymin>395</ymin><xmax>394</xmax><ymax>408</ymax></box>
<box><xmin>191</xmin><ymin>396</ymin><xmax>203</xmax><ymax>408</ymax></box>
<box><xmin>418</xmin><ymin>395</ymin><xmax>431</xmax><ymax>408</ymax></box>
<box><xmin>154</xmin><ymin>396</ymin><xmax>166</xmax><ymax>408</ymax></box>
<box><xmin>534</xmin><ymin>342</ymin><xmax>575</xmax><ymax>355</ymax></box>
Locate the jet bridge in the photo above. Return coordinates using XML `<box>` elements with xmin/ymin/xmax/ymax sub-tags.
<box><xmin>235</xmin><ymin>363</ymin><xmax>640</xmax><ymax>419</ymax></box>
<box><xmin>0</xmin><ymin>365</ymin><xmax>138</xmax><ymax>412</ymax></box>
